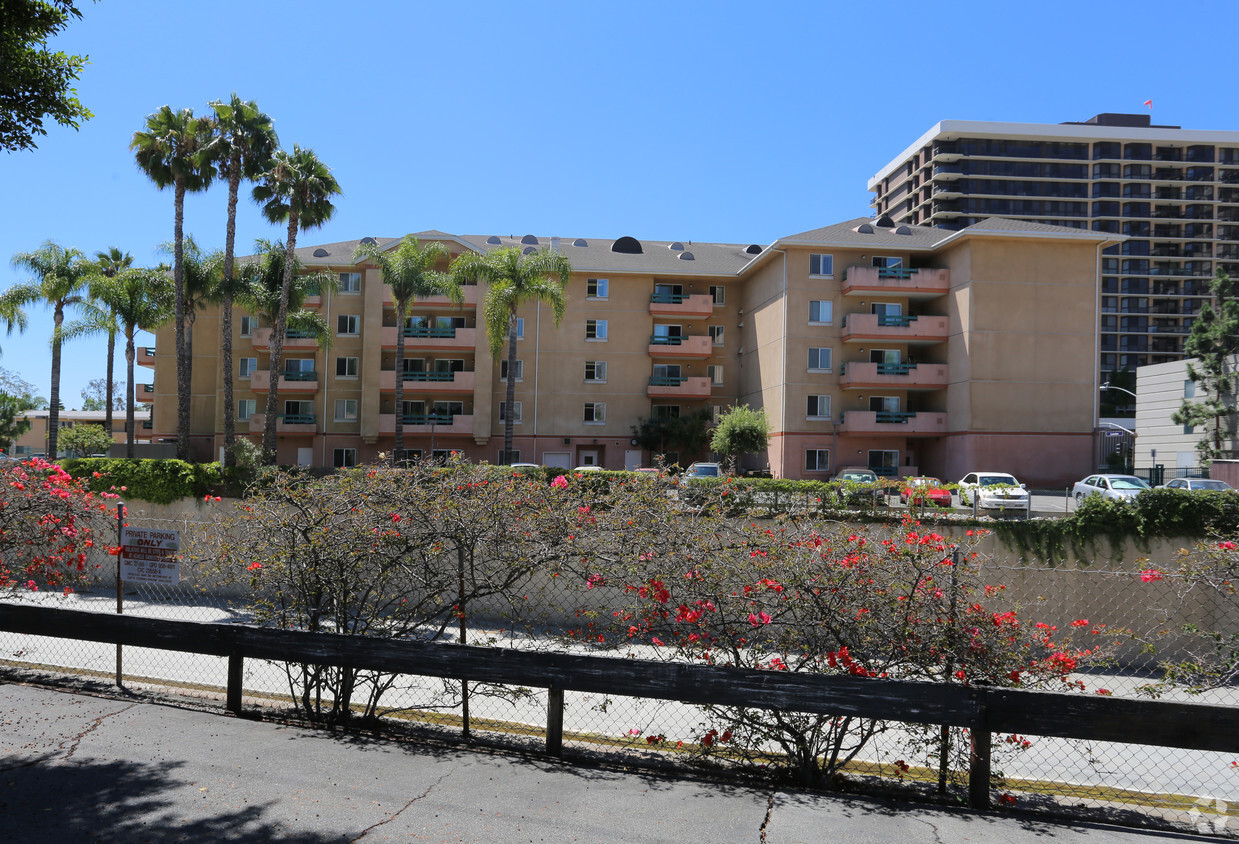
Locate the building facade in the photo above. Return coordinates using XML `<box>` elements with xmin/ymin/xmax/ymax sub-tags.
<box><xmin>142</xmin><ymin>218</ymin><xmax>1114</xmax><ymax>486</ymax></box>
<box><xmin>869</xmin><ymin>113</ymin><xmax>1239</xmax><ymax>392</ymax></box>
<box><xmin>10</xmin><ymin>409</ymin><xmax>151</xmax><ymax>458</ymax></box>
<box><xmin>1134</xmin><ymin>356</ymin><xmax>1239</xmax><ymax>476</ymax></box>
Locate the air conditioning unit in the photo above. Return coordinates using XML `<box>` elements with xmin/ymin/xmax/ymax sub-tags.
<box><xmin>562</xmin><ymin>438</ymin><xmax>571</xmax><ymax>445</ymax></box>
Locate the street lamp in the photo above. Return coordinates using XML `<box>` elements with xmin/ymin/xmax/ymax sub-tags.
<box><xmin>1100</xmin><ymin>381</ymin><xmax>1138</xmax><ymax>400</ymax></box>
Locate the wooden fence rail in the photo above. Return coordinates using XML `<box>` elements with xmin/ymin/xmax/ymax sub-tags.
<box><xmin>1</xmin><ymin>602</ymin><xmax>1236</xmax><ymax>810</ymax></box>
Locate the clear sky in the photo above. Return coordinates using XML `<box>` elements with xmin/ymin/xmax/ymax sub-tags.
<box><xmin>2</xmin><ymin>0</ymin><xmax>1235</xmax><ymax>407</ymax></box>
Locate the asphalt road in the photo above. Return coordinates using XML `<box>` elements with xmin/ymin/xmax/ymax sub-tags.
<box><xmin>0</xmin><ymin>682</ymin><xmax>1218</xmax><ymax>843</ymax></box>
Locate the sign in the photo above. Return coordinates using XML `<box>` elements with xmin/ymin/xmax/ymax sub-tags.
<box><xmin>120</xmin><ymin>526</ymin><xmax>181</xmax><ymax>585</ymax></box>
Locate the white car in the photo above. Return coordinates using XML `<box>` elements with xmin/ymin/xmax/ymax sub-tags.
<box><xmin>1072</xmin><ymin>474</ymin><xmax>1150</xmax><ymax>502</ymax></box>
<box><xmin>956</xmin><ymin>471</ymin><xmax>1028</xmax><ymax>510</ymax></box>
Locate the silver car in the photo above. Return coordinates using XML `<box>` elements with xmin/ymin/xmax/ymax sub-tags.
<box><xmin>1072</xmin><ymin>474</ymin><xmax>1150</xmax><ymax>502</ymax></box>
<box><xmin>1160</xmin><ymin>477</ymin><xmax>1234</xmax><ymax>492</ymax></box>
<box><xmin>956</xmin><ymin>471</ymin><xmax>1028</xmax><ymax>510</ymax></box>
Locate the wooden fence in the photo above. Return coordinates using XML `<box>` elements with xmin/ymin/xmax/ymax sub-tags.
<box><xmin>1</xmin><ymin>602</ymin><xmax>1236</xmax><ymax>810</ymax></box>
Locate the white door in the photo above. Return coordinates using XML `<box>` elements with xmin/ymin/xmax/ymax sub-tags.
<box><xmin>296</xmin><ymin>447</ymin><xmax>313</xmax><ymax>467</ymax></box>
<box><xmin>578</xmin><ymin>449</ymin><xmax>599</xmax><ymax>467</ymax></box>
<box><xmin>625</xmin><ymin>449</ymin><xmax>643</xmax><ymax>470</ymax></box>
<box><xmin>543</xmin><ymin>452</ymin><xmax>571</xmax><ymax>470</ymax></box>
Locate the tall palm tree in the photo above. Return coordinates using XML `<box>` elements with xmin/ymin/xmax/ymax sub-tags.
<box><xmin>353</xmin><ymin>236</ymin><xmax>460</xmax><ymax>459</ymax></box>
<box><xmin>449</xmin><ymin>246</ymin><xmax>572</xmax><ymax>465</ymax></box>
<box><xmin>205</xmin><ymin>94</ymin><xmax>278</xmax><ymax>469</ymax></box>
<box><xmin>251</xmin><ymin>146</ymin><xmax>341</xmax><ymax>464</ymax></box>
<box><xmin>131</xmin><ymin>105</ymin><xmax>216</xmax><ymax>460</ymax></box>
<box><xmin>4</xmin><ymin>242</ymin><xmax>93</xmax><ymax>457</ymax></box>
<box><xmin>159</xmin><ymin>236</ymin><xmax>222</xmax><ymax>409</ymax></box>
<box><xmin>92</xmin><ymin>247</ymin><xmax>133</xmax><ymax>436</ymax></box>
<box><xmin>68</xmin><ymin>268</ymin><xmax>173</xmax><ymax>457</ymax></box>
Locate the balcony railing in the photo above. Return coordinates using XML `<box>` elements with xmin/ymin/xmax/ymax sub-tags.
<box><xmin>400</xmin><ymin>414</ymin><xmax>455</xmax><ymax>425</ymax></box>
<box><xmin>841</xmin><ymin>266</ymin><xmax>950</xmax><ymax>299</ymax></box>
<box><xmin>650</xmin><ymin>335</ymin><xmax>686</xmax><ymax>345</ymax></box>
<box><xmin>404</xmin><ymin>326</ymin><xmax>458</xmax><ymax>338</ymax></box>
<box><xmin>282</xmin><ymin>371</ymin><xmax>318</xmax><ymax>381</ymax></box>
<box><xmin>649</xmin><ymin>376</ymin><xmax>687</xmax><ymax>386</ymax></box>
<box><xmin>280</xmin><ymin>414</ymin><xmax>315</xmax><ymax>425</ymax></box>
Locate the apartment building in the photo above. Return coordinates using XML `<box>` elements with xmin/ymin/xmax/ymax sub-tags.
<box><xmin>869</xmin><ymin>113</ymin><xmax>1239</xmax><ymax>392</ymax></box>
<box><xmin>10</xmin><ymin>409</ymin><xmax>151</xmax><ymax>458</ymax></box>
<box><xmin>141</xmin><ymin>217</ymin><xmax>1115</xmax><ymax>485</ymax></box>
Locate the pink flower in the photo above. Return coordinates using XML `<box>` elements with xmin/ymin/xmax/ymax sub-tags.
<box><xmin>551</xmin><ymin>475</ymin><xmax>569</xmax><ymax>489</ymax></box>
<box><xmin>1220</xmin><ymin>541</ymin><xmax>1238</xmax><ymax>551</ymax></box>
<box><xmin>391</xmin><ymin>513</ymin><xmax>402</xmax><ymax>523</ymax></box>
<box><xmin>1140</xmin><ymin>569</ymin><xmax>1164</xmax><ymax>583</ymax></box>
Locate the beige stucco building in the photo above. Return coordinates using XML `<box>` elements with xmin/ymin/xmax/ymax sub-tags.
<box><xmin>142</xmin><ymin>217</ymin><xmax>1116</xmax><ymax>485</ymax></box>
<box><xmin>10</xmin><ymin>409</ymin><xmax>151</xmax><ymax>458</ymax></box>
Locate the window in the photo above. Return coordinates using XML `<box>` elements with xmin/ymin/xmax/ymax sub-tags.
<box><xmin>514</xmin><ymin>317</ymin><xmax>525</xmax><ymax>339</ymax></box>
<box><xmin>707</xmin><ymin>365</ymin><xmax>724</xmax><ymax>386</ymax></box>
<box><xmin>433</xmin><ymin>400</ymin><xmax>463</xmax><ymax>417</ymax></box>
<box><xmin>497</xmin><ymin>449</ymin><xmax>521</xmax><ymax>463</ymax></box>
<box><xmin>807</xmin><ymin>395</ymin><xmax>831</xmax><ymax>419</ymax></box>
<box><xmin>239</xmin><ymin>315</ymin><xmax>255</xmax><ymax>337</ymax></box>
<box><xmin>499</xmin><ymin>401</ymin><xmax>522</xmax><ymax>423</ymax></box>
<box><xmin>808</xmin><ymin>347</ymin><xmax>832</xmax><ymax>371</ymax></box>
<box><xmin>711</xmin><ymin>405</ymin><xmax>723</xmax><ymax>425</ymax></box>
<box><xmin>586</xmin><ymin>319</ymin><xmax>607</xmax><ymax>340</ymax></box>
<box><xmin>336</xmin><ymin>356</ymin><xmax>359</xmax><ymax>378</ymax></box>
<box><xmin>334</xmin><ymin>399</ymin><xmax>358</xmax><ymax>421</ymax></box>
<box><xmin>868</xmin><ymin>450</ymin><xmax>899</xmax><ymax>473</ymax></box>
<box><xmin>871</xmin><ymin>256</ymin><xmax>903</xmax><ymax>269</ymax></box>
<box><xmin>709</xmin><ymin>285</ymin><xmax>725</xmax><ymax>306</ymax></box>
<box><xmin>1184</xmin><ymin>380</ymin><xmax>1196</xmax><ymax>398</ymax></box>
<box><xmin>338</xmin><ymin>272</ymin><xmax>361</xmax><ymax>293</ymax></box>
<box><xmin>237</xmin><ymin>399</ymin><xmax>256</xmax><ymax>420</ymax></box>
<box><xmin>585</xmin><ymin>360</ymin><xmax>607</xmax><ymax>382</ymax></box>
<box><xmin>239</xmin><ymin>357</ymin><xmax>258</xmax><ymax>378</ymax></box>
<box><xmin>805</xmin><ymin>449</ymin><xmax>830</xmax><ymax>472</ymax></box>
<box><xmin>809</xmin><ymin>253</ymin><xmax>833</xmax><ymax>276</ymax></box>
<box><xmin>808</xmin><ymin>300</ymin><xmax>833</xmax><ymax>325</ymax></box>
<box><xmin>284</xmin><ymin>400</ymin><xmax>313</xmax><ymax>420</ymax></box>
<box><xmin>284</xmin><ymin>358</ymin><xmax>314</xmax><ymax>374</ymax></box>
<box><xmin>500</xmin><ymin>359</ymin><xmax>523</xmax><ymax>381</ymax></box>
<box><xmin>333</xmin><ymin>448</ymin><xmax>357</xmax><ymax>468</ymax></box>
<box><xmin>587</xmin><ymin>278</ymin><xmax>608</xmax><ymax>299</ymax></box>
<box><xmin>584</xmin><ymin>402</ymin><xmax>606</xmax><ymax>424</ymax></box>
<box><xmin>337</xmin><ymin>314</ymin><xmax>359</xmax><ymax>335</ymax></box>
<box><xmin>652</xmin><ymin>363</ymin><xmax>681</xmax><ymax>381</ymax></box>
<box><xmin>708</xmin><ymin>325</ymin><xmax>724</xmax><ymax>346</ymax></box>
<box><xmin>653</xmin><ymin>405</ymin><xmax>680</xmax><ymax>420</ymax></box>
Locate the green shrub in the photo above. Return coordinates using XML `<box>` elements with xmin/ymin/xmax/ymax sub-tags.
<box><xmin>61</xmin><ymin>457</ymin><xmax>220</xmax><ymax>504</ymax></box>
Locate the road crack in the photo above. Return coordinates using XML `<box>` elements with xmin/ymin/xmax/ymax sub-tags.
<box><xmin>349</xmin><ymin>769</ymin><xmax>454</xmax><ymax>841</ymax></box>
<box><xmin>63</xmin><ymin>703</ymin><xmax>139</xmax><ymax>759</ymax></box>
<box><xmin>758</xmin><ymin>792</ymin><xmax>774</xmax><ymax>843</ymax></box>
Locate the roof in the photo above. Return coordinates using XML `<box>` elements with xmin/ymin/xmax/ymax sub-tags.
<box><xmin>460</xmin><ymin>234</ymin><xmax>758</xmax><ymax>277</ymax></box>
<box><xmin>22</xmin><ymin>409</ymin><xmax>151</xmax><ymax>421</ymax></box>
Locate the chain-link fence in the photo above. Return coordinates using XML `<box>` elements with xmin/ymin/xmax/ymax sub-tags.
<box><xmin>2</xmin><ymin>489</ymin><xmax>1237</xmax><ymax>836</ymax></box>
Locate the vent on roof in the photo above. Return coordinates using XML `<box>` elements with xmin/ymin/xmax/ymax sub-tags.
<box><xmin>520</xmin><ymin>234</ymin><xmax>539</xmax><ymax>245</ymax></box>
<box><xmin>669</xmin><ymin>242</ymin><xmax>685</xmax><ymax>251</ymax></box>
<box><xmin>312</xmin><ymin>248</ymin><xmax>329</xmax><ymax>257</ymax></box>
<box><xmin>875</xmin><ymin>215</ymin><xmax>895</xmax><ymax>228</ymax></box>
<box><xmin>360</xmin><ymin>236</ymin><xmax>378</xmax><ymax>245</ymax></box>
<box><xmin>486</xmin><ymin>236</ymin><xmax>501</xmax><ymax>244</ymax></box>
<box><xmin>855</xmin><ymin>223</ymin><xmax>874</xmax><ymax>234</ymax></box>
<box><xmin>678</xmin><ymin>251</ymin><xmax>695</xmax><ymax>261</ymax></box>
<box><xmin>611</xmin><ymin>236</ymin><xmax>643</xmax><ymax>254</ymax></box>
<box><xmin>522</xmin><ymin>246</ymin><xmax>537</xmax><ymax>255</ymax></box>
<box><xmin>572</xmin><ymin>238</ymin><xmax>588</xmax><ymax>247</ymax></box>
<box><xmin>895</xmin><ymin>225</ymin><xmax>912</xmax><ymax>235</ymax></box>
<box><xmin>745</xmin><ymin>244</ymin><xmax>762</xmax><ymax>254</ymax></box>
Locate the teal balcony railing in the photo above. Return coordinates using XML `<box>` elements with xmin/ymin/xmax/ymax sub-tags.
<box><xmin>281</xmin><ymin>371</ymin><xmax>318</xmax><ymax>381</ymax></box>
<box><xmin>399</xmin><ymin>414</ymin><xmax>455</xmax><ymax>425</ymax></box>
<box><xmin>877</xmin><ymin>314</ymin><xmax>917</xmax><ymax>327</ymax></box>
<box><xmin>279</xmin><ymin>414</ymin><xmax>316</xmax><ymax>424</ymax></box>
<box><xmin>140</xmin><ymin>383</ymin><xmax>154</xmax><ymax>392</ymax></box>
<box><xmin>404</xmin><ymin>326</ymin><xmax>458</xmax><ymax>338</ymax></box>
<box><xmin>648</xmin><ymin>376</ymin><xmax>688</xmax><ymax>387</ymax></box>
<box><xmin>285</xmin><ymin>329</ymin><xmax>315</xmax><ymax>339</ymax></box>
<box><xmin>401</xmin><ymin>371</ymin><xmax>458</xmax><ymax>381</ymax></box>
<box><xmin>650</xmin><ymin>292</ymin><xmax>689</xmax><ymax>304</ymax></box>
<box><xmin>877</xmin><ymin>267</ymin><xmax>916</xmax><ymax>279</ymax></box>
<box><xmin>141</xmin><ymin>421</ymin><xmax>152</xmax><ymax>429</ymax></box>
<box><xmin>649</xmin><ymin>335</ymin><xmax>684</xmax><ymax>345</ymax></box>
<box><xmin>876</xmin><ymin>362</ymin><xmax>917</xmax><ymax>375</ymax></box>
<box><xmin>875</xmin><ymin>411</ymin><xmax>916</xmax><ymax>423</ymax></box>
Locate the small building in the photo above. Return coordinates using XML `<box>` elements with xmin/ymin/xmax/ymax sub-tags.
<box><xmin>1134</xmin><ymin>356</ymin><xmax>1239</xmax><ymax>478</ymax></box>
<box><xmin>10</xmin><ymin>409</ymin><xmax>152</xmax><ymax>458</ymax></box>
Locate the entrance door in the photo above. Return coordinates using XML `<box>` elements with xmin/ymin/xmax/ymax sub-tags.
<box><xmin>577</xmin><ymin>449</ymin><xmax>599</xmax><ymax>467</ymax></box>
<box><xmin>625</xmin><ymin>449</ymin><xmax>643</xmax><ymax>470</ymax></box>
<box><xmin>296</xmin><ymin>447</ymin><xmax>313</xmax><ymax>467</ymax></box>
<box><xmin>869</xmin><ymin>396</ymin><xmax>900</xmax><ymax>413</ymax></box>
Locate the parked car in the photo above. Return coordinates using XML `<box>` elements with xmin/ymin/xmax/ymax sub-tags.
<box><xmin>509</xmin><ymin>462</ymin><xmax>543</xmax><ymax>474</ymax></box>
<box><xmin>572</xmin><ymin>465</ymin><xmax>603</xmax><ymax>473</ymax></box>
<box><xmin>956</xmin><ymin>471</ymin><xmax>1028</xmax><ymax>510</ymax></box>
<box><xmin>1072</xmin><ymin>474</ymin><xmax>1151</xmax><ymax>502</ymax></box>
<box><xmin>683</xmin><ymin>462</ymin><xmax>722</xmax><ymax>479</ymax></box>
<box><xmin>1159</xmin><ymin>477</ymin><xmax>1234</xmax><ymax>492</ymax></box>
<box><xmin>900</xmin><ymin>477</ymin><xmax>952</xmax><ymax>508</ymax></box>
<box><xmin>832</xmin><ymin>467</ymin><xmax>884</xmax><ymax>505</ymax></box>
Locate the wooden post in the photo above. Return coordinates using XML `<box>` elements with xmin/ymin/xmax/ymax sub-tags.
<box><xmin>227</xmin><ymin>652</ymin><xmax>244</xmax><ymax>714</ymax></box>
<box><xmin>546</xmin><ymin>685</ymin><xmax>564</xmax><ymax>757</ymax></box>
<box><xmin>968</xmin><ymin>691</ymin><xmax>991</xmax><ymax>810</ymax></box>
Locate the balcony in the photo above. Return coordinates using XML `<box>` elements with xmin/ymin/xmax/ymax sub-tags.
<box><xmin>839</xmin><ymin>410</ymin><xmax>948</xmax><ymax>437</ymax></box>
<box><xmin>647</xmin><ymin>334</ymin><xmax>712</xmax><ymax>359</ymax></box>
<box><xmin>381</xmin><ymin>326</ymin><xmax>477</xmax><ymax>351</ymax></box>
<box><xmin>384</xmin><ymin>284</ymin><xmax>479</xmax><ymax>308</ymax></box>
<box><xmin>379</xmin><ymin>370</ymin><xmax>475</xmax><ymax>393</ymax></box>
<box><xmin>377</xmin><ymin>413</ymin><xmax>474</xmax><ymax>435</ymax></box>
<box><xmin>141</xmin><ymin>420</ymin><xmax>153</xmax><ymax>430</ymax></box>
<box><xmin>646</xmin><ymin>375</ymin><xmax>711</xmax><ymax>399</ymax></box>
<box><xmin>248</xmin><ymin>413</ymin><xmax>316</xmax><ymax>434</ymax></box>
<box><xmin>137</xmin><ymin>346</ymin><xmax>155</xmax><ymax>368</ymax></box>
<box><xmin>842</xmin><ymin>266</ymin><xmax>949</xmax><ymax>299</ymax></box>
<box><xmin>838</xmin><ymin>362</ymin><xmax>948</xmax><ymax>391</ymax></box>
<box><xmin>251</xmin><ymin>327</ymin><xmax>320</xmax><ymax>350</ymax></box>
<box><xmin>840</xmin><ymin>313</ymin><xmax>949</xmax><ymax>346</ymax></box>
<box><xmin>648</xmin><ymin>292</ymin><xmax>714</xmax><ymax>319</ymax></box>
<box><xmin>248</xmin><ymin>370</ymin><xmax>320</xmax><ymax>393</ymax></box>
<box><xmin>135</xmin><ymin>383</ymin><xmax>154</xmax><ymax>403</ymax></box>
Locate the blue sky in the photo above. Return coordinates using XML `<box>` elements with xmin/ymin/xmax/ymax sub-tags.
<box><xmin>2</xmin><ymin>0</ymin><xmax>1235</xmax><ymax>407</ymax></box>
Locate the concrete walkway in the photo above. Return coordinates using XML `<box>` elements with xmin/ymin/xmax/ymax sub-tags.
<box><xmin>0</xmin><ymin>683</ymin><xmax>1213</xmax><ymax>843</ymax></box>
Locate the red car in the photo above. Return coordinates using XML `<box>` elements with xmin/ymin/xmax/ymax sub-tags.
<box><xmin>900</xmin><ymin>477</ymin><xmax>952</xmax><ymax>508</ymax></box>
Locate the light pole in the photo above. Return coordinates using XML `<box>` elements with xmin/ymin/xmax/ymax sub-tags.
<box><xmin>1100</xmin><ymin>381</ymin><xmax>1138</xmax><ymax>400</ymax></box>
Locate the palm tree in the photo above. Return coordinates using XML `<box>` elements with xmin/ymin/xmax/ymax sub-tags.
<box><xmin>251</xmin><ymin>146</ymin><xmax>341</xmax><ymax>464</ymax></box>
<box><xmin>131</xmin><ymin>105</ymin><xmax>216</xmax><ymax>460</ymax></box>
<box><xmin>69</xmin><ymin>268</ymin><xmax>173</xmax><ymax>457</ymax></box>
<box><xmin>92</xmin><ymin>247</ymin><xmax>133</xmax><ymax>436</ymax></box>
<box><xmin>205</xmin><ymin>94</ymin><xmax>278</xmax><ymax>469</ymax></box>
<box><xmin>353</xmin><ymin>236</ymin><xmax>460</xmax><ymax>460</ymax></box>
<box><xmin>159</xmin><ymin>236</ymin><xmax>222</xmax><ymax>409</ymax></box>
<box><xmin>449</xmin><ymin>246</ymin><xmax>572</xmax><ymax>465</ymax></box>
<box><xmin>4</xmin><ymin>242</ymin><xmax>93</xmax><ymax>457</ymax></box>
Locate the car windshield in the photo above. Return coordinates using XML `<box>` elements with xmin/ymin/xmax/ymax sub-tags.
<box><xmin>979</xmin><ymin>475</ymin><xmax>1017</xmax><ymax>486</ymax></box>
<box><xmin>1109</xmin><ymin>477</ymin><xmax>1149</xmax><ymax>490</ymax></box>
<box><xmin>1196</xmin><ymin>480</ymin><xmax>1231</xmax><ymax>490</ymax></box>
<box><xmin>909</xmin><ymin>478</ymin><xmax>941</xmax><ymax>487</ymax></box>
<box><xmin>691</xmin><ymin>465</ymin><xmax>720</xmax><ymax>476</ymax></box>
<box><xmin>842</xmin><ymin>472</ymin><xmax>874</xmax><ymax>482</ymax></box>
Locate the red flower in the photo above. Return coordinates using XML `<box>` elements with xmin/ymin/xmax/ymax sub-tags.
<box><xmin>1139</xmin><ymin>569</ymin><xmax>1164</xmax><ymax>583</ymax></box>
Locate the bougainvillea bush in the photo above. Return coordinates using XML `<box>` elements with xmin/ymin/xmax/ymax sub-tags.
<box><xmin>1149</xmin><ymin>538</ymin><xmax>1239</xmax><ymax>693</ymax></box>
<box><xmin>0</xmin><ymin>457</ymin><xmax>117</xmax><ymax>596</ymax></box>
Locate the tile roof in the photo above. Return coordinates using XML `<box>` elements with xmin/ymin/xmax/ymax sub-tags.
<box><xmin>461</xmin><ymin>234</ymin><xmax>759</xmax><ymax>276</ymax></box>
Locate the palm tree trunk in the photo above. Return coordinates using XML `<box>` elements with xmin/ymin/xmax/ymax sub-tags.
<box><xmin>394</xmin><ymin>302</ymin><xmax>406</xmax><ymax>461</ymax></box>
<box><xmin>125</xmin><ymin>333</ymin><xmax>136</xmax><ymax>459</ymax></box>
<box><xmin>48</xmin><ymin>305</ymin><xmax>63</xmax><ymax>458</ymax></box>
<box><xmin>503</xmin><ymin>310</ymin><xmax>518</xmax><ymax>465</ymax></box>
<box><xmin>263</xmin><ymin>215</ymin><xmax>299</xmax><ymax>464</ymax></box>
<box><xmin>104</xmin><ymin>329</ymin><xmax>116</xmax><ymax>436</ymax></box>
<box><xmin>174</xmin><ymin>178</ymin><xmax>190</xmax><ymax>461</ymax></box>
<box><xmin>221</xmin><ymin>160</ymin><xmax>241</xmax><ymax>468</ymax></box>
